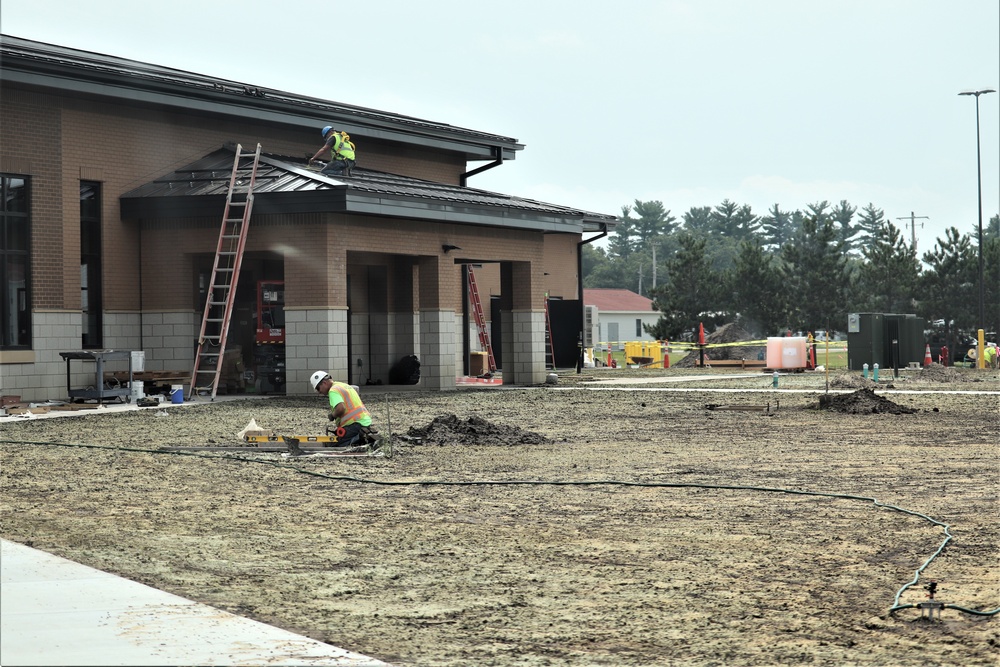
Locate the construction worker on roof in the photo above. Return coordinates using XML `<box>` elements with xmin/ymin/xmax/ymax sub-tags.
<box><xmin>309</xmin><ymin>125</ymin><xmax>356</xmax><ymax>176</ymax></box>
<box><xmin>309</xmin><ymin>371</ymin><xmax>380</xmax><ymax>448</ymax></box>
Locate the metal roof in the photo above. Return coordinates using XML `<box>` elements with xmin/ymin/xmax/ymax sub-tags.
<box><xmin>121</xmin><ymin>147</ymin><xmax>617</xmax><ymax>233</ymax></box>
<box><xmin>583</xmin><ymin>289</ymin><xmax>656</xmax><ymax>312</ymax></box>
<box><xmin>0</xmin><ymin>34</ymin><xmax>522</xmax><ymax>161</ymax></box>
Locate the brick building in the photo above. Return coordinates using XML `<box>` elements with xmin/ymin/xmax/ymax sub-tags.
<box><xmin>0</xmin><ymin>35</ymin><xmax>615</xmax><ymax>402</ymax></box>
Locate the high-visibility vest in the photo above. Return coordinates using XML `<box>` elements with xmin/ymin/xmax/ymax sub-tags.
<box><xmin>985</xmin><ymin>346</ymin><xmax>998</xmax><ymax>365</ymax></box>
<box><xmin>328</xmin><ymin>382</ymin><xmax>371</xmax><ymax>427</ymax></box>
<box><xmin>330</xmin><ymin>132</ymin><xmax>356</xmax><ymax>161</ymax></box>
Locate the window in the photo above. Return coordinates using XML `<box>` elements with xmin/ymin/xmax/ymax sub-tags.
<box><xmin>80</xmin><ymin>182</ymin><xmax>102</xmax><ymax>348</ymax></box>
<box><xmin>1</xmin><ymin>175</ymin><xmax>30</xmax><ymax>349</ymax></box>
<box><xmin>636</xmin><ymin>318</ymin><xmax>642</xmax><ymax>337</ymax></box>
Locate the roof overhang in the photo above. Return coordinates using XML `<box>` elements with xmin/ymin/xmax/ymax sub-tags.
<box><xmin>120</xmin><ymin>148</ymin><xmax>616</xmax><ymax>234</ymax></box>
<box><xmin>0</xmin><ymin>35</ymin><xmax>522</xmax><ymax>161</ymax></box>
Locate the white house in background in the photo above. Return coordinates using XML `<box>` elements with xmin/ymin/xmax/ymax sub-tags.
<box><xmin>583</xmin><ymin>289</ymin><xmax>660</xmax><ymax>348</ymax></box>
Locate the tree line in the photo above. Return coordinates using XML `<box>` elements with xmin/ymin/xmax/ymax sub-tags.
<box><xmin>583</xmin><ymin>199</ymin><xmax>1000</xmax><ymax>342</ymax></box>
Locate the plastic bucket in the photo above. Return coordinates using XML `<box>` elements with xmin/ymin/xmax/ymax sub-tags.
<box><xmin>170</xmin><ymin>385</ymin><xmax>184</xmax><ymax>404</ymax></box>
<box><xmin>130</xmin><ymin>380</ymin><xmax>145</xmax><ymax>401</ymax></box>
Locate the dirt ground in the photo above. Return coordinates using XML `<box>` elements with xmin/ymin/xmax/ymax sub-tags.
<box><xmin>2</xmin><ymin>365</ymin><xmax>999</xmax><ymax>666</ymax></box>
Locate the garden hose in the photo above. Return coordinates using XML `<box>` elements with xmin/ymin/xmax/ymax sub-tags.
<box><xmin>2</xmin><ymin>437</ymin><xmax>997</xmax><ymax>618</ymax></box>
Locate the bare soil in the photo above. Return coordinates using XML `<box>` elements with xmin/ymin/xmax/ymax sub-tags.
<box><xmin>2</xmin><ymin>367</ymin><xmax>998</xmax><ymax>666</ymax></box>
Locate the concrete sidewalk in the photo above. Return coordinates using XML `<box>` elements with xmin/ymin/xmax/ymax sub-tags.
<box><xmin>0</xmin><ymin>539</ymin><xmax>387</xmax><ymax>666</ymax></box>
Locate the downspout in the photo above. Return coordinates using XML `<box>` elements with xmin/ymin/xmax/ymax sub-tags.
<box><xmin>576</xmin><ymin>222</ymin><xmax>609</xmax><ymax>372</ymax></box>
<box><xmin>138</xmin><ymin>220</ymin><xmax>144</xmax><ymax>351</ymax></box>
<box><xmin>460</xmin><ymin>146</ymin><xmax>504</xmax><ymax>187</ymax></box>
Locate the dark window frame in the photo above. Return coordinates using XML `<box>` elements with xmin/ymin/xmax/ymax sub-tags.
<box><xmin>1</xmin><ymin>174</ymin><xmax>31</xmax><ymax>349</ymax></box>
<box><xmin>80</xmin><ymin>181</ymin><xmax>103</xmax><ymax>348</ymax></box>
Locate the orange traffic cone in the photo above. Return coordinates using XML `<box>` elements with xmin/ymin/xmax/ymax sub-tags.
<box><xmin>663</xmin><ymin>340</ymin><xmax>670</xmax><ymax>369</ymax></box>
<box><xmin>607</xmin><ymin>342</ymin><xmax>612</xmax><ymax>368</ymax></box>
<box><xmin>924</xmin><ymin>344</ymin><xmax>933</xmax><ymax>367</ymax></box>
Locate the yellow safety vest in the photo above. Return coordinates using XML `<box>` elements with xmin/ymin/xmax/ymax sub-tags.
<box><xmin>330</xmin><ymin>132</ymin><xmax>356</xmax><ymax>161</ymax></box>
<box><xmin>328</xmin><ymin>382</ymin><xmax>371</xmax><ymax>427</ymax></box>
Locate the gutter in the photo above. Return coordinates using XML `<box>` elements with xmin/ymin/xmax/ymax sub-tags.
<box><xmin>460</xmin><ymin>146</ymin><xmax>504</xmax><ymax>187</ymax></box>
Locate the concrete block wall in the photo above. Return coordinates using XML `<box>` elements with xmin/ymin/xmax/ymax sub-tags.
<box><xmin>0</xmin><ymin>312</ymin><xmax>81</xmax><ymax>402</ymax></box>
<box><xmin>419</xmin><ymin>310</ymin><xmax>456</xmax><ymax>390</ymax></box>
<box><xmin>284</xmin><ymin>307</ymin><xmax>348</xmax><ymax>394</ymax></box>
<box><xmin>508</xmin><ymin>310</ymin><xmax>546</xmax><ymax>385</ymax></box>
<box><xmin>102</xmin><ymin>312</ymin><xmax>142</xmax><ymax>353</ymax></box>
<box><xmin>139</xmin><ymin>312</ymin><xmax>198</xmax><ymax>372</ymax></box>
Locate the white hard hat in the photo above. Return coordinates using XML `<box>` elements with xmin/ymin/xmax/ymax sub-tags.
<box><xmin>310</xmin><ymin>370</ymin><xmax>330</xmax><ymax>391</ymax></box>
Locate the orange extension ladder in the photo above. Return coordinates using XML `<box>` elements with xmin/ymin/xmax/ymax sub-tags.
<box><xmin>188</xmin><ymin>143</ymin><xmax>262</xmax><ymax>400</ymax></box>
<box><xmin>467</xmin><ymin>267</ymin><xmax>497</xmax><ymax>374</ymax></box>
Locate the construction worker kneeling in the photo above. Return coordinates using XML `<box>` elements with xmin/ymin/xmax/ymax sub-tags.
<box><xmin>309</xmin><ymin>371</ymin><xmax>381</xmax><ymax>448</ymax></box>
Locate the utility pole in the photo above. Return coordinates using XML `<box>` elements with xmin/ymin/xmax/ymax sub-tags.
<box><xmin>896</xmin><ymin>211</ymin><xmax>928</xmax><ymax>251</ymax></box>
<box><xmin>652</xmin><ymin>243</ymin><xmax>657</xmax><ymax>289</ymax></box>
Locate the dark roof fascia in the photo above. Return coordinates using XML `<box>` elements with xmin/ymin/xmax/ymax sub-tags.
<box><xmin>119</xmin><ymin>189</ymin><xmax>349</xmax><ymax>221</ymax></box>
<box><xmin>340</xmin><ymin>191</ymin><xmax>590</xmax><ymax>233</ymax></box>
<box><xmin>121</xmin><ymin>188</ymin><xmax>590</xmax><ymax>234</ymax></box>
<box><xmin>0</xmin><ymin>35</ymin><xmax>522</xmax><ymax>161</ymax></box>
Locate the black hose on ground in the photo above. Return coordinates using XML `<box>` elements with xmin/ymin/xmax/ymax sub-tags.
<box><xmin>2</xmin><ymin>438</ymin><xmax>997</xmax><ymax>617</ymax></box>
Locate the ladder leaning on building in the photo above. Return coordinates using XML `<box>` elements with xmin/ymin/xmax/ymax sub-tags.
<box><xmin>188</xmin><ymin>144</ymin><xmax>262</xmax><ymax>400</ymax></box>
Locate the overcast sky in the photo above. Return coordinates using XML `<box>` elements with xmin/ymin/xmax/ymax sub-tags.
<box><xmin>3</xmin><ymin>0</ymin><xmax>998</xmax><ymax>254</ymax></box>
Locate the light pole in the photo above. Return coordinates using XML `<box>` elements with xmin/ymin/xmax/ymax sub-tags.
<box><xmin>958</xmin><ymin>88</ymin><xmax>995</xmax><ymax>343</ymax></box>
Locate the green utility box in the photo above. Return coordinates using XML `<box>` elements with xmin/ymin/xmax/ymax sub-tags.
<box><xmin>847</xmin><ymin>312</ymin><xmax>927</xmax><ymax>371</ymax></box>
<box><xmin>847</xmin><ymin>313</ymin><xmax>883</xmax><ymax>370</ymax></box>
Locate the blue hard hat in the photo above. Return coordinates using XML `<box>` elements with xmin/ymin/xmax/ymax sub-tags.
<box><xmin>321</xmin><ymin>125</ymin><xmax>334</xmax><ymax>138</ymax></box>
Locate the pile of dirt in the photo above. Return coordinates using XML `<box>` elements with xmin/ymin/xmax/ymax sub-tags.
<box><xmin>674</xmin><ymin>322</ymin><xmax>761</xmax><ymax>368</ymax></box>
<box><xmin>405</xmin><ymin>413</ymin><xmax>551</xmax><ymax>445</ymax></box>
<box><xmin>914</xmin><ymin>363</ymin><xmax>972</xmax><ymax>383</ymax></box>
<box><xmin>820</xmin><ymin>388</ymin><xmax>918</xmax><ymax>415</ymax></box>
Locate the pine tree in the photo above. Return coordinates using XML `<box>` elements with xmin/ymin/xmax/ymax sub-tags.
<box><xmin>646</xmin><ymin>233</ymin><xmax>719</xmax><ymax>340</ymax></box>
<box><xmin>724</xmin><ymin>241</ymin><xmax>786</xmax><ymax>336</ymax></box>
<box><xmin>831</xmin><ymin>200</ymin><xmax>858</xmax><ymax>254</ymax></box>
<box><xmin>919</xmin><ymin>227</ymin><xmax>977</xmax><ymax>335</ymax></box>
<box><xmin>760</xmin><ymin>203</ymin><xmax>794</xmax><ymax>250</ymax></box>
<box><xmin>781</xmin><ymin>215</ymin><xmax>850</xmax><ymax>332</ymax></box>
<box><xmin>855</xmin><ymin>220</ymin><xmax>920</xmax><ymax>312</ymax></box>
<box><xmin>854</xmin><ymin>203</ymin><xmax>887</xmax><ymax>248</ymax></box>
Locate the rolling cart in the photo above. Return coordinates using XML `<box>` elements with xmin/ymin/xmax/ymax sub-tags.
<box><xmin>59</xmin><ymin>350</ymin><xmax>134</xmax><ymax>403</ymax></box>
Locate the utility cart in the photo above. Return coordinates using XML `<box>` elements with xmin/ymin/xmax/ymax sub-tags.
<box><xmin>59</xmin><ymin>350</ymin><xmax>134</xmax><ymax>403</ymax></box>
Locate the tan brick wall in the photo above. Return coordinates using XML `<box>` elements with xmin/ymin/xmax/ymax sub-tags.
<box><xmin>541</xmin><ymin>233</ymin><xmax>580</xmax><ymax>299</ymax></box>
<box><xmin>2</xmin><ymin>79</ymin><xmax>579</xmax><ymax>394</ymax></box>
<box><xmin>139</xmin><ymin>212</ymin><xmax>551</xmax><ymax>315</ymax></box>
<box><xmin>0</xmin><ymin>88</ymin><xmax>64</xmax><ymax>310</ymax></box>
<box><xmin>1</xmin><ymin>84</ymin><xmax>475</xmax><ymax>315</ymax></box>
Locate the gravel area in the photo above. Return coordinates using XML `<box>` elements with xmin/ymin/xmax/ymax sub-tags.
<box><xmin>1</xmin><ymin>366</ymin><xmax>998</xmax><ymax>666</ymax></box>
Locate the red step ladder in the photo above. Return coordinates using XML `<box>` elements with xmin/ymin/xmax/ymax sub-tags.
<box><xmin>467</xmin><ymin>267</ymin><xmax>496</xmax><ymax>374</ymax></box>
<box><xmin>188</xmin><ymin>143</ymin><xmax>261</xmax><ymax>400</ymax></box>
